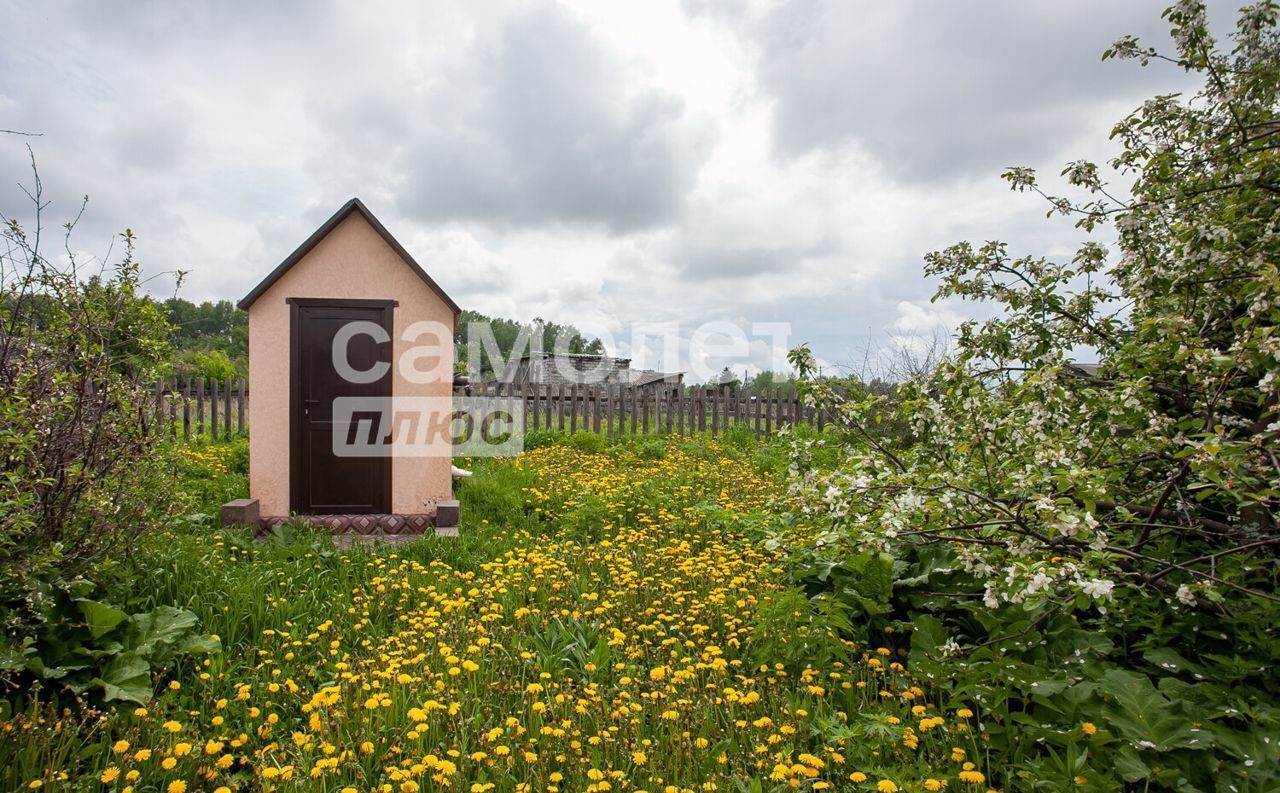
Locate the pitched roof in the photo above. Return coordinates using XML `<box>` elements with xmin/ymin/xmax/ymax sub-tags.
<box><xmin>237</xmin><ymin>197</ymin><xmax>461</xmax><ymax>314</ymax></box>
<box><xmin>624</xmin><ymin>369</ymin><xmax>684</xmax><ymax>386</ymax></box>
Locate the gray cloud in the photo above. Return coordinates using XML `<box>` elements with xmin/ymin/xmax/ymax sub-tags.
<box><xmin>674</xmin><ymin>235</ymin><xmax>836</xmax><ymax>281</ymax></box>
<box><xmin>0</xmin><ymin>0</ymin><xmax>1246</xmax><ymax>373</ymax></box>
<box><xmin>306</xmin><ymin>5</ymin><xmax>711</xmax><ymax>233</ymax></box>
<box><xmin>743</xmin><ymin>0</ymin><xmax>1232</xmax><ymax>183</ymax></box>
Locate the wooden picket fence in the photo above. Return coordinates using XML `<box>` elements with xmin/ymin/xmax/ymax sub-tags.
<box><xmin>151</xmin><ymin>380</ymin><xmax>819</xmax><ymax>441</ymax></box>
<box><xmin>152</xmin><ymin>378</ymin><xmax>248</xmax><ymax>440</ymax></box>
<box><xmin>460</xmin><ymin>383</ymin><xmax>820</xmax><ymax>439</ymax></box>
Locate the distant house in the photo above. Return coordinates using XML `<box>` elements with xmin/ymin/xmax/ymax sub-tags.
<box><xmin>1065</xmin><ymin>363</ymin><xmax>1102</xmax><ymax>379</ymax></box>
<box><xmin>498</xmin><ymin>352</ymin><xmax>683</xmax><ymax>394</ymax></box>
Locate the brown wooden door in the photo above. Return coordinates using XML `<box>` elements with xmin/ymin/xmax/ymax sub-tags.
<box><xmin>290</xmin><ymin>299</ymin><xmax>393</xmax><ymax>514</ymax></box>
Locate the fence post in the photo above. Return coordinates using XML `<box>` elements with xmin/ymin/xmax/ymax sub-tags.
<box><xmin>620</xmin><ymin>385</ymin><xmax>628</xmax><ymax>435</ymax></box>
<box><xmin>606</xmin><ymin>385</ymin><xmax>615</xmax><ymax>440</ymax></box>
<box><xmin>165</xmin><ymin>378</ymin><xmax>175</xmax><ymax>436</ymax></box>
<box><xmin>195</xmin><ymin>377</ymin><xmax>205</xmax><ymax>437</ymax></box>
<box><xmin>153</xmin><ymin>379</ymin><xmax>164</xmax><ymax>432</ymax></box>
<box><xmin>179</xmin><ymin>378</ymin><xmax>190</xmax><ymax>439</ymax></box>
<box><xmin>619</xmin><ymin>384</ymin><xmax>627</xmax><ymax>437</ymax></box>
<box><xmin>236</xmin><ymin>378</ymin><xmax>246</xmax><ymax>435</ymax></box>
<box><xmin>569</xmin><ymin>384</ymin><xmax>578</xmax><ymax>433</ymax></box>
<box><xmin>617</xmin><ymin>385</ymin><xmax>625</xmax><ymax>436</ymax></box>
<box><xmin>559</xmin><ymin>384</ymin><xmax>567</xmax><ymax>433</ymax></box>
<box><xmin>591</xmin><ymin>386</ymin><xmax>601</xmax><ymax>434</ymax></box>
<box><xmin>623</xmin><ymin>384</ymin><xmax>630</xmax><ymax>435</ymax></box>
<box><xmin>210</xmin><ymin>378</ymin><xmax>219</xmax><ymax>440</ymax></box>
<box><xmin>710</xmin><ymin>387</ymin><xmax>719</xmax><ymax>438</ymax></box>
<box><xmin>550</xmin><ymin>383</ymin><xmax>557</xmax><ymax>430</ymax></box>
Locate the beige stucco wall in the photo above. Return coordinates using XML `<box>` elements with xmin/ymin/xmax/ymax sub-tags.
<box><xmin>247</xmin><ymin>212</ymin><xmax>456</xmax><ymax>516</ymax></box>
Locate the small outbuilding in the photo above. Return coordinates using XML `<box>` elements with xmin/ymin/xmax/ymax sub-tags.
<box><xmin>232</xmin><ymin>198</ymin><xmax>461</xmax><ymax>537</ymax></box>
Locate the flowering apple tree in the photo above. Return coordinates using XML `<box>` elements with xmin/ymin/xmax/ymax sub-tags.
<box><xmin>790</xmin><ymin>0</ymin><xmax>1279</xmax><ymax>625</ymax></box>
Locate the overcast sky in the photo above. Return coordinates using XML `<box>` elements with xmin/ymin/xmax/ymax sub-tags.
<box><xmin>1</xmin><ymin>1</ymin><xmax>1237</xmax><ymax>376</ymax></box>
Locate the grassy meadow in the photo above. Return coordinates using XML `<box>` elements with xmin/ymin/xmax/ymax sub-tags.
<box><xmin>2</xmin><ymin>432</ymin><xmax>986</xmax><ymax>793</ymax></box>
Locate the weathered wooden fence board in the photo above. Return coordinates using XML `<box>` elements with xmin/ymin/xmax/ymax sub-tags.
<box><xmin>147</xmin><ymin>377</ymin><xmax>249</xmax><ymax>440</ymax></box>
<box><xmin>147</xmin><ymin>378</ymin><xmax>808</xmax><ymax>443</ymax></box>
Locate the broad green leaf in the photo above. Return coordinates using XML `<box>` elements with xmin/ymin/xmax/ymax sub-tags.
<box><xmin>0</xmin><ymin>642</ymin><xmax>33</xmax><ymax>672</ymax></box>
<box><xmin>176</xmin><ymin>634</ymin><xmax>222</xmax><ymax>656</ymax></box>
<box><xmin>94</xmin><ymin>652</ymin><xmax>152</xmax><ymax>704</ymax></box>
<box><xmin>1096</xmin><ymin>669</ymin><xmax>1207</xmax><ymax>752</ymax></box>
<box><xmin>123</xmin><ymin>606</ymin><xmax>199</xmax><ymax>657</ymax></box>
<box><xmin>1025</xmin><ymin>677</ymin><xmax>1068</xmax><ymax>698</ymax></box>
<box><xmin>908</xmin><ymin>613</ymin><xmax>948</xmax><ymax>659</ymax></box>
<box><xmin>1112</xmin><ymin>745</ymin><xmax>1152</xmax><ymax>782</ymax></box>
<box><xmin>1143</xmin><ymin>648</ymin><xmax>1201</xmax><ymax>676</ymax></box>
<box><xmin>26</xmin><ymin>656</ymin><xmax>68</xmax><ymax>679</ymax></box>
<box><xmin>75</xmin><ymin>599</ymin><xmax>128</xmax><ymax>639</ymax></box>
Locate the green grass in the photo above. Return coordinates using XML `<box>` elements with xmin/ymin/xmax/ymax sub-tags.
<box><xmin>10</xmin><ymin>432</ymin><xmax>979</xmax><ymax>793</ymax></box>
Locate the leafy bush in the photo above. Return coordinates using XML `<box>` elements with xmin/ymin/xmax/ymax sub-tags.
<box><xmin>170</xmin><ymin>347</ymin><xmax>239</xmax><ymax>382</ymax></box>
<box><xmin>633</xmin><ymin>437</ymin><xmax>667</xmax><ymax>460</ymax></box>
<box><xmin>748</xmin><ymin>586</ymin><xmax>854</xmax><ymax>671</ymax></box>
<box><xmin>520</xmin><ymin>428</ymin><xmax>563</xmax><ymax>450</ymax></box>
<box><xmin>720</xmin><ymin>422</ymin><xmax>756</xmax><ymax>451</ymax></box>
<box><xmin>784</xmin><ymin>4</ymin><xmax>1280</xmax><ymax>790</ymax></box>
<box><xmin>0</xmin><ymin>170</ymin><xmax>189</xmax><ymax>703</ymax></box>
<box><xmin>0</xmin><ymin>579</ymin><xmax>218</xmax><ymax>705</ymax></box>
<box><xmin>566</xmin><ymin>430</ymin><xmax>609</xmax><ymax>454</ymax></box>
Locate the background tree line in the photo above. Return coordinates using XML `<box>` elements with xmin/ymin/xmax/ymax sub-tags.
<box><xmin>162</xmin><ymin>301</ymin><xmax>611</xmax><ymax>384</ymax></box>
